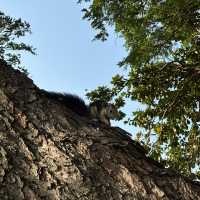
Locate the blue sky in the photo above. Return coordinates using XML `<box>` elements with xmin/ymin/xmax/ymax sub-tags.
<box><xmin>1</xmin><ymin>0</ymin><xmax>140</xmax><ymax>134</ymax></box>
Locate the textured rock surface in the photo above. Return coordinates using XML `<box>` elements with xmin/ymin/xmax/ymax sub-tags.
<box><xmin>0</xmin><ymin>60</ymin><xmax>200</xmax><ymax>200</ymax></box>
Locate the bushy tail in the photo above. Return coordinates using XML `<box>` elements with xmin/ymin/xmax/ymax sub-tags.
<box><xmin>42</xmin><ymin>91</ymin><xmax>89</xmax><ymax>116</ymax></box>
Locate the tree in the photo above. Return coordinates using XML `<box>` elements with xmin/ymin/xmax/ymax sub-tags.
<box><xmin>0</xmin><ymin>10</ymin><xmax>35</xmax><ymax>73</ymax></box>
<box><xmin>79</xmin><ymin>0</ymin><xmax>200</xmax><ymax>177</ymax></box>
<box><xmin>0</xmin><ymin>60</ymin><xmax>200</xmax><ymax>200</ymax></box>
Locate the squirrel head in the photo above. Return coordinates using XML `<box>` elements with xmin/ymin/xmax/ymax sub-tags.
<box><xmin>106</xmin><ymin>104</ymin><xmax>121</xmax><ymax>120</ymax></box>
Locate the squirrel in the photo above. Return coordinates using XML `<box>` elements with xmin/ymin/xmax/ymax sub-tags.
<box><xmin>89</xmin><ymin>100</ymin><xmax>120</xmax><ymax>126</ymax></box>
<box><xmin>42</xmin><ymin>91</ymin><xmax>120</xmax><ymax>126</ymax></box>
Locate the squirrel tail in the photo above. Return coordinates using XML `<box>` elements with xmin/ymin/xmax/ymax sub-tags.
<box><xmin>42</xmin><ymin>91</ymin><xmax>89</xmax><ymax>116</ymax></box>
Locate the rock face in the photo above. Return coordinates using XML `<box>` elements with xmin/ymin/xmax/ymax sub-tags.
<box><xmin>0</xmin><ymin>61</ymin><xmax>200</xmax><ymax>200</ymax></box>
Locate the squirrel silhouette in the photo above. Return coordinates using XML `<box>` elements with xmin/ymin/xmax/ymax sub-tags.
<box><xmin>43</xmin><ymin>91</ymin><xmax>120</xmax><ymax>126</ymax></box>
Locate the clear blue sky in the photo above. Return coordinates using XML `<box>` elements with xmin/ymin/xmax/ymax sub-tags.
<box><xmin>1</xmin><ymin>0</ymin><xmax>140</xmax><ymax>134</ymax></box>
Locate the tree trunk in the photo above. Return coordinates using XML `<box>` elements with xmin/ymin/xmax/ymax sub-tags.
<box><xmin>0</xmin><ymin>60</ymin><xmax>199</xmax><ymax>200</ymax></box>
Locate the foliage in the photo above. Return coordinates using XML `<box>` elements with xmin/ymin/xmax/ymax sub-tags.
<box><xmin>79</xmin><ymin>0</ymin><xmax>200</xmax><ymax>177</ymax></box>
<box><xmin>0</xmin><ymin>11</ymin><xmax>35</xmax><ymax>73</ymax></box>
